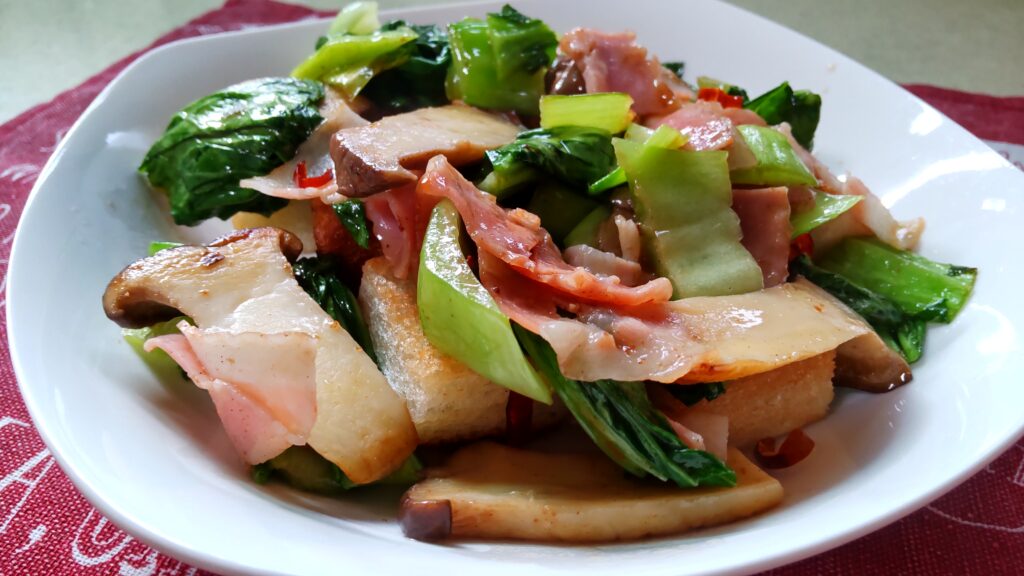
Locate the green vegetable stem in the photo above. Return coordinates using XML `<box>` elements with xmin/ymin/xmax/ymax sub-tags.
<box><xmin>417</xmin><ymin>200</ymin><xmax>551</xmax><ymax>403</ymax></box>
<box><xmin>614</xmin><ymin>138</ymin><xmax>763</xmax><ymax>298</ymax></box>
<box><xmin>445</xmin><ymin>5</ymin><xmax>558</xmax><ymax>115</ymax></box>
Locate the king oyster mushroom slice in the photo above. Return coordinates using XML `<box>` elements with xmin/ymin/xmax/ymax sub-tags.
<box><xmin>400</xmin><ymin>442</ymin><xmax>783</xmax><ymax>542</ymax></box>
<box><xmin>331</xmin><ymin>104</ymin><xmax>521</xmax><ymax>197</ymax></box>
<box><xmin>103</xmin><ymin>227</ymin><xmax>418</xmax><ymax>483</ymax></box>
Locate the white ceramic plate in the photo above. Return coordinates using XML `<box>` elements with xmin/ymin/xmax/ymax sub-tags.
<box><xmin>8</xmin><ymin>0</ymin><xmax>1024</xmax><ymax>574</ymax></box>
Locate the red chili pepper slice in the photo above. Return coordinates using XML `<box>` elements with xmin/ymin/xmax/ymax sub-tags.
<box><xmin>755</xmin><ymin>429</ymin><xmax>816</xmax><ymax>469</ymax></box>
<box><xmin>292</xmin><ymin>160</ymin><xmax>334</xmax><ymax>188</ymax></box>
<box><xmin>697</xmin><ymin>87</ymin><xmax>744</xmax><ymax>109</ymax></box>
<box><xmin>789</xmin><ymin>233</ymin><xmax>814</xmax><ymax>261</ymax></box>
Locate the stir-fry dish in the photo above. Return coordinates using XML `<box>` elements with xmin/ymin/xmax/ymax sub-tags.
<box><xmin>102</xmin><ymin>3</ymin><xmax>977</xmax><ymax>542</ymax></box>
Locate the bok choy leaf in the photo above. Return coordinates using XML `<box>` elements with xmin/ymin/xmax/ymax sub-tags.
<box><xmin>139</xmin><ymin>77</ymin><xmax>324</xmax><ymax>225</ymax></box>
<box><xmin>515</xmin><ymin>326</ymin><xmax>736</xmax><ymax>488</ymax></box>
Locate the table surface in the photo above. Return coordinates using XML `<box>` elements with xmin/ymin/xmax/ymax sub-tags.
<box><xmin>1</xmin><ymin>0</ymin><xmax>1022</xmax><ymax>124</ymax></box>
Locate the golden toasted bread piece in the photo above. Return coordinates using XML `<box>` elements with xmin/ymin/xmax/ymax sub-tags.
<box><xmin>359</xmin><ymin>258</ymin><xmax>563</xmax><ymax>444</ymax></box>
<box><xmin>687</xmin><ymin>350</ymin><xmax>836</xmax><ymax>447</ymax></box>
<box><xmin>400</xmin><ymin>442</ymin><xmax>782</xmax><ymax>542</ymax></box>
<box><xmin>231</xmin><ymin>200</ymin><xmax>315</xmax><ymax>251</ymax></box>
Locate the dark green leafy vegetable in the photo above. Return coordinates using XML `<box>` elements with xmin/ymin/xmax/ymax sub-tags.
<box><xmin>791</xmin><ymin>255</ymin><xmax>940</xmax><ymax>363</ymax></box>
<box><xmin>667</xmin><ymin>383</ymin><xmax>726</xmax><ymax>407</ymax></box>
<box><xmin>481</xmin><ymin>127</ymin><xmax>616</xmax><ymax>196</ymax></box>
<box><xmin>139</xmin><ymin>77</ymin><xmax>324</xmax><ymax>225</ymax></box>
<box><xmin>663</xmin><ymin>61</ymin><xmax>685</xmax><ymax>77</ymax></box>
<box><xmin>816</xmin><ymin>237</ymin><xmax>977</xmax><ymax>323</ymax></box>
<box><xmin>331</xmin><ymin>199</ymin><xmax>371</xmax><ymax>249</ymax></box>
<box><xmin>361</xmin><ymin>21</ymin><xmax>451</xmax><ymax>112</ymax></box>
<box><xmin>252</xmin><ymin>446</ymin><xmax>421</xmax><ymax>494</ymax></box>
<box><xmin>515</xmin><ymin>326</ymin><xmax>736</xmax><ymax>488</ymax></box>
<box><xmin>445</xmin><ymin>5</ymin><xmax>557</xmax><ymax>115</ymax></box>
<box><xmin>744</xmin><ymin>82</ymin><xmax>821</xmax><ymax>150</ymax></box>
<box><xmin>292</xmin><ymin>257</ymin><xmax>376</xmax><ymax>362</ymax></box>
<box><xmin>526</xmin><ymin>182</ymin><xmax>599</xmax><ymax>244</ymax></box>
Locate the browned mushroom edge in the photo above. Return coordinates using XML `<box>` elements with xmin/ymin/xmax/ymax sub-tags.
<box><xmin>399</xmin><ymin>496</ymin><xmax>453</xmax><ymax>541</ymax></box>
<box><xmin>102</xmin><ymin>227</ymin><xmax>302</xmax><ymax>329</ymax></box>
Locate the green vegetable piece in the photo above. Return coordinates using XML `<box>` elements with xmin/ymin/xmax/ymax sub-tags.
<box><xmin>292</xmin><ymin>257</ymin><xmax>377</xmax><ymax>363</ymax></box>
<box><xmin>588</xmin><ymin>124</ymin><xmax>687</xmax><ymax>194</ymax></box>
<box><xmin>624</xmin><ymin>123</ymin><xmax>655</xmax><ymax>142</ymax></box>
<box><xmin>361</xmin><ymin>21</ymin><xmax>451</xmax><ymax>112</ymax></box>
<box><xmin>326</xmin><ymin>1</ymin><xmax>380</xmax><ymax>36</ymax></box>
<box><xmin>644</xmin><ymin>124</ymin><xmax>688</xmax><ymax>149</ymax></box>
<box><xmin>417</xmin><ymin>200</ymin><xmax>552</xmax><ymax>403</ymax></box>
<box><xmin>668</xmin><ymin>382</ymin><xmax>726</xmax><ymax>407</ymax></box>
<box><xmin>563</xmin><ymin>205</ymin><xmax>611</xmax><ymax>247</ymax></box>
<box><xmin>789</xmin><ymin>191</ymin><xmax>862</xmax><ymax>237</ymax></box>
<box><xmin>484</xmin><ymin>127</ymin><xmax>616</xmax><ymax>196</ymax></box>
<box><xmin>445</xmin><ymin>5</ymin><xmax>556</xmax><ymax>115</ymax></box>
<box><xmin>291</xmin><ymin>28</ymin><xmax>419</xmax><ymax>98</ymax></box>
<box><xmin>729</xmin><ymin>124</ymin><xmax>816</xmax><ymax>187</ymax></box>
<box><xmin>587</xmin><ymin>167</ymin><xmax>626</xmax><ymax>195</ymax></box>
<box><xmin>663</xmin><ymin>61</ymin><xmax>685</xmax><ymax>77</ymax></box>
<box><xmin>515</xmin><ymin>326</ymin><xmax>736</xmax><ymax>488</ymax></box>
<box><xmin>139</xmin><ymin>77</ymin><xmax>323</xmax><ymax>226</ymax></box>
<box><xmin>526</xmin><ymin>182</ymin><xmax>599</xmax><ymax>244</ymax></box>
<box><xmin>331</xmin><ymin>199</ymin><xmax>370</xmax><ymax>249</ymax></box>
<box><xmin>614</xmin><ymin>139</ymin><xmax>763</xmax><ymax>298</ymax></box>
<box><xmin>147</xmin><ymin>241</ymin><xmax>183</xmax><ymax>256</ymax></box>
<box><xmin>477</xmin><ymin>165</ymin><xmax>540</xmax><ymax>198</ymax></box>
<box><xmin>539</xmin><ymin>93</ymin><xmax>634</xmax><ymax>134</ymax></box>
<box><xmin>254</xmin><ymin>446</ymin><xmax>421</xmax><ymax>494</ymax></box>
<box><xmin>122</xmin><ymin>316</ymin><xmax>190</xmax><ymax>383</ymax></box>
<box><xmin>816</xmin><ymin>237</ymin><xmax>977</xmax><ymax>323</ymax></box>
<box><xmin>791</xmin><ymin>256</ymin><xmax>928</xmax><ymax>362</ymax></box>
<box><xmin>486</xmin><ymin>5</ymin><xmax>558</xmax><ymax>78</ymax></box>
<box><xmin>696</xmin><ymin>76</ymin><xmax>749</xmax><ymax>102</ymax></box>
<box><xmin>744</xmin><ymin>82</ymin><xmax>821</xmax><ymax>149</ymax></box>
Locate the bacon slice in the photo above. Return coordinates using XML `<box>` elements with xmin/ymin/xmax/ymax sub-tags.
<box><xmin>104</xmin><ymin>228</ymin><xmax>418</xmax><ymax>483</ymax></box>
<box><xmin>563</xmin><ymin>245</ymin><xmax>645</xmax><ymax>287</ymax></box>
<box><xmin>774</xmin><ymin>124</ymin><xmax>924</xmax><ymax>252</ymax></box>
<box><xmin>559</xmin><ymin>28</ymin><xmax>680</xmax><ymax>116</ymax></box>
<box><xmin>145</xmin><ymin>332</ymin><xmax>298</xmax><ymax>465</ymax></box>
<box><xmin>364</xmin><ymin>184</ymin><xmax>419</xmax><ymax>280</ymax></box>
<box><xmin>417</xmin><ymin>156</ymin><xmax>673</xmax><ymax>306</ymax></box>
<box><xmin>481</xmin><ymin>250</ymin><xmax>877</xmax><ymax>384</ymax></box>
<box><xmin>646</xmin><ymin>100</ymin><xmax>734</xmax><ymax>151</ymax></box>
<box><xmin>811</xmin><ymin>176</ymin><xmax>925</xmax><ymax>253</ymax></box>
<box><xmin>646</xmin><ymin>101</ymin><xmax>766</xmax><ymax>151</ymax></box>
<box><xmin>731</xmin><ymin>187</ymin><xmax>792</xmax><ymax>287</ymax></box>
<box><xmin>240</xmin><ymin>92</ymin><xmax>368</xmax><ymax>200</ymax></box>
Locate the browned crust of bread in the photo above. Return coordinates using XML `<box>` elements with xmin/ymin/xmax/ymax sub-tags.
<box><xmin>359</xmin><ymin>257</ymin><xmax>563</xmax><ymax>444</ymax></box>
<box><xmin>686</xmin><ymin>350</ymin><xmax>836</xmax><ymax>447</ymax></box>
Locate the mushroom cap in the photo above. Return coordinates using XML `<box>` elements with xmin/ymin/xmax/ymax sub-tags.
<box><xmin>103</xmin><ymin>227</ymin><xmax>303</xmax><ymax>328</ymax></box>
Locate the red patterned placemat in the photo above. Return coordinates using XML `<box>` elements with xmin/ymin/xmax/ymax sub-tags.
<box><xmin>0</xmin><ymin>1</ymin><xmax>1021</xmax><ymax>574</ymax></box>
